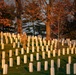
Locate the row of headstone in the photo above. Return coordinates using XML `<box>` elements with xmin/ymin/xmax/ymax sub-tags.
<box><xmin>66</xmin><ymin>63</ymin><xmax>76</xmax><ymax>74</ymax></box>
<box><xmin>0</xmin><ymin>32</ymin><xmax>21</xmax><ymax>50</ymax></box>
<box><xmin>2</xmin><ymin>57</ymin><xmax>76</xmax><ymax>75</ymax></box>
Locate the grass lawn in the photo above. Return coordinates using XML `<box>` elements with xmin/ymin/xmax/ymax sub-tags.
<box><xmin>0</xmin><ymin>33</ymin><xmax>76</xmax><ymax>75</ymax></box>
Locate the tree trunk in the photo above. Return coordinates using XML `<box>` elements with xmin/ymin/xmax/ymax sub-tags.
<box><xmin>74</xmin><ymin>0</ymin><xmax>76</xmax><ymax>11</ymax></box>
<box><xmin>15</xmin><ymin>0</ymin><xmax>22</xmax><ymax>34</ymax></box>
<box><xmin>46</xmin><ymin>21</ymin><xmax>51</xmax><ymax>40</ymax></box>
<box><xmin>17</xmin><ymin>18</ymin><xmax>22</xmax><ymax>34</ymax></box>
<box><xmin>49</xmin><ymin>0</ymin><xmax>55</xmax><ymax>6</ymax></box>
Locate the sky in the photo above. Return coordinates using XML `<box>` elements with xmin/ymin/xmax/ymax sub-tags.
<box><xmin>4</xmin><ymin>0</ymin><xmax>74</xmax><ymax>4</ymax></box>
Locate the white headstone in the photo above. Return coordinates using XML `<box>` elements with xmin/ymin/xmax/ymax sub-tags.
<box><xmin>18</xmin><ymin>42</ymin><xmax>20</xmax><ymax>48</ymax></box>
<box><xmin>1</xmin><ymin>37</ymin><xmax>3</xmax><ymax>44</ymax></box>
<box><xmin>37</xmin><ymin>62</ymin><xmax>41</xmax><ymax>71</ymax></box>
<box><xmin>50</xmin><ymin>45</ymin><xmax>53</xmax><ymax>51</ymax></box>
<box><xmin>73</xmin><ymin>42</ymin><xmax>75</xmax><ymax>48</ymax></box>
<box><xmin>2</xmin><ymin>59</ymin><xmax>5</xmax><ymax>68</ymax></box>
<box><xmin>1</xmin><ymin>32</ymin><xmax>3</xmax><ymax>44</ymax></box>
<box><xmin>32</xmin><ymin>42</ymin><xmax>34</xmax><ymax>47</ymax></box>
<box><xmin>2</xmin><ymin>51</ymin><xmax>5</xmax><ymax>59</ymax></box>
<box><xmin>68</xmin><ymin>56</ymin><xmax>71</xmax><ymax>64</ymax></box>
<box><xmin>48</xmin><ymin>40</ymin><xmax>50</xmax><ymax>46</ymax></box>
<box><xmin>36</xmin><ymin>41</ymin><xmax>38</xmax><ymax>46</ymax></box>
<box><xmin>46</xmin><ymin>45</ymin><xmax>48</xmax><ymax>52</ymax></box>
<box><xmin>29</xmin><ymin>63</ymin><xmax>33</xmax><ymax>72</ymax></box>
<box><xmin>67</xmin><ymin>48</ymin><xmax>70</xmax><ymax>54</ymax></box>
<box><xmin>5</xmin><ymin>37</ymin><xmax>8</xmax><ymax>44</ymax></box>
<box><xmin>48</xmin><ymin>51</ymin><xmax>51</xmax><ymax>58</ymax></box>
<box><xmin>36</xmin><ymin>53</ymin><xmax>39</xmax><ymax>60</ymax></box>
<box><xmin>27</xmin><ymin>42</ymin><xmax>30</xmax><ymax>47</ymax></box>
<box><xmin>62</xmin><ymin>40</ymin><xmax>64</xmax><ymax>46</ymax></box>
<box><xmin>40</xmin><ymin>41</ymin><xmax>42</xmax><ymax>46</ymax></box>
<box><xmin>3</xmin><ymin>64</ymin><xmax>8</xmax><ymax>74</ymax></box>
<box><xmin>1</xmin><ymin>43</ymin><xmax>4</xmax><ymax>49</ymax></box>
<box><xmin>15</xmin><ymin>49</ymin><xmax>18</xmax><ymax>56</ymax></box>
<box><xmin>57</xmin><ymin>58</ymin><xmax>60</xmax><ymax>68</ymax></box>
<box><xmin>50</xmin><ymin>68</ymin><xmax>55</xmax><ymax>75</ymax></box>
<box><xmin>10</xmin><ymin>38</ymin><xmax>13</xmax><ymax>44</ymax></box>
<box><xmin>15</xmin><ymin>38</ymin><xmax>18</xmax><ymax>43</ymax></box>
<box><xmin>42</xmin><ymin>46</ymin><xmax>44</xmax><ymax>51</ymax></box>
<box><xmin>21</xmin><ymin>48</ymin><xmax>24</xmax><ymax>54</ymax></box>
<box><xmin>44</xmin><ymin>61</ymin><xmax>48</xmax><ymax>70</ymax></box>
<box><xmin>37</xmin><ymin>46</ymin><xmax>39</xmax><ymax>52</ymax></box>
<box><xmin>13</xmin><ymin>42</ymin><xmax>16</xmax><ymax>48</ymax></box>
<box><xmin>24</xmin><ymin>55</ymin><xmax>27</xmax><ymax>64</ymax></box>
<box><xmin>9</xmin><ymin>50</ymin><xmax>12</xmax><ymax>57</ymax></box>
<box><xmin>62</xmin><ymin>48</ymin><xmax>65</xmax><ymax>55</ymax></box>
<box><xmin>58</xmin><ymin>49</ymin><xmax>60</xmax><ymax>56</ymax></box>
<box><xmin>74</xmin><ymin>63</ymin><xmax>76</xmax><ymax>74</ymax></box>
<box><xmin>30</xmin><ymin>54</ymin><xmax>33</xmax><ymax>62</ymax></box>
<box><xmin>43</xmin><ymin>40</ymin><xmax>46</xmax><ymax>46</ymax></box>
<box><xmin>42</xmin><ymin>52</ymin><xmax>45</xmax><ymax>59</ymax></box>
<box><xmin>17</xmin><ymin>56</ymin><xmax>20</xmax><ymax>65</ymax></box>
<box><xmin>32</xmin><ymin>47</ymin><xmax>34</xmax><ymax>52</ymax></box>
<box><xmin>53</xmin><ymin>50</ymin><xmax>56</xmax><ymax>57</ymax></box>
<box><xmin>27</xmin><ymin>47</ymin><xmax>29</xmax><ymax>53</ymax></box>
<box><xmin>66</xmin><ymin>64</ymin><xmax>70</xmax><ymax>74</ymax></box>
<box><xmin>9</xmin><ymin>58</ymin><xmax>13</xmax><ymax>67</ymax></box>
<box><xmin>71</xmin><ymin>48</ymin><xmax>74</xmax><ymax>54</ymax></box>
<box><xmin>51</xmin><ymin>60</ymin><xmax>54</xmax><ymax>67</ymax></box>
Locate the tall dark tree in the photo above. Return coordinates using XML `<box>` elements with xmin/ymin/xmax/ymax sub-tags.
<box><xmin>14</xmin><ymin>0</ymin><xmax>23</xmax><ymax>34</ymax></box>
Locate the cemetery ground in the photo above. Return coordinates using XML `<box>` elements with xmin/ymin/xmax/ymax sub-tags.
<box><xmin>0</xmin><ymin>32</ymin><xmax>76</xmax><ymax>75</ymax></box>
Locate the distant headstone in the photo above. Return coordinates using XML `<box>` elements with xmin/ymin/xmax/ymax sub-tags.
<box><xmin>17</xmin><ymin>56</ymin><xmax>20</xmax><ymax>65</ymax></box>
<box><xmin>15</xmin><ymin>49</ymin><xmax>18</xmax><ymax>56</ymax></box>
<box><xmin>57</xmin><ymin>58</ymin><xmax>60</xmax><ymax>68</ymax></box>
<box><xmin>24</xmin><ymin>55</ymin><xmax>27</xmax><ymax>64</ymax></box>
<box><xmin>29</xmin><ymin>63</ymin><xmax>33</xmax><ymax>72</ymax></box>
<box><xmin>67</xmin><ymin>48</ymin><xmax>70</xmax><ymax>54</ymax></box>
<box><xmin>1</xmin><ymin>43</ymin><xmax>4</xmax><ymax>49</ymax></box>
<box><xmin>37</xmin><ymin>62</ymin><xmax>41</xmax><ymax>71</ymax></box>
<box><xmin>42</xmin><ymin>52</ymin><xmax>45</xmax><ymax>59</ymax></box>
<box><xmin>36</xmin><ymin>53</ymin><xmax>39</xmax><ymax>60</ymax></box>
<box><xmin>44</xmin><ymin>61</ymin><xmax>48</xmax><ymax>70</ymax></box>
<box><xmin>32</xmin><ymin>47</ymin><xmax>34</xmax><ymax>53</ymax></box>
<box><xmin>51</xmin><ymin>60</ymin><xmax>54</xmax><ymax>67</ymax></box>
<box><xmin>9</xmin><ymin>50</ymin><xmax>12</xmax><ymax>57</ymax></box>
<box><xmin>48</xmin><ymin>51</ymin><xmax>51</xmax><ymax>58</ymax></box>
<box><xmin>30</xmin><ymin>54</ymin><xmax>33</xmax><ymax>62</ymax></box>
<box><xmin>66</xmin><ymin>64</ymin><xmax>70</xmax><ymax>74</ymax></box>
<box><xmin>27</xmin><ymin>47</ymin><xmax>29</xmax><ymax>53</ymax></box>
<box><xmin>74</xmin><ymin>63</ymin><xmax>76</xmax><ymax>74</ymax></box>
<box><xmin>21</xmin><ymin>48</ymin><xmax>24</xmax><ymax>54</ymax></box>
<box><xmin>68</xmin><ymin>56</ymin><xmax>71</xmax><ymax>64</ymax></box>
<box><xmin>62</xmin><ymin>48</ymin><xmax>65</xmax><ymax>55</ymax></box>
<box><xmin>50</xmin><ymin>68</ymin><xmax>55</xmax><ymax>75</ymax></box>
<box><xmin>2</xmin><ymin>51</ymin><xmax>5</xmax><ymax>59</ymax></box>
<box><xmin>37</xmin><ymin>46</ymin><xmax>39</xmax><ymax>52</ymax></box>
<box><xmin>2</xmin><ymin>59</ymin><xmax>5</xmax><ymax>68</ymax></box>
<box><xmin>9</xmin><ymin>58</ymin><xmax>13</xmax><ymax>67</ymax></box>
<box><xmin>58</xmin><ymin>49</ymin><xmax>60</xmax><ymax>56</ymax></box>
<box><xmin>3</xmin><ymin>64</ymin><xmax>8</xmax><ymax>74</ymax></box>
